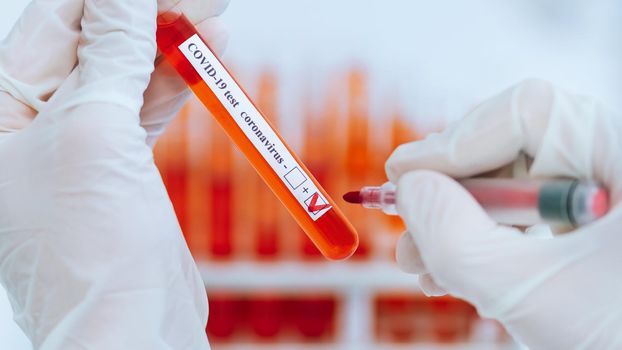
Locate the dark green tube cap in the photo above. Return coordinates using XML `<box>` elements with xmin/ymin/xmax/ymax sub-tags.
<box><xmin>538</xmin><ymin>180</ymin><xmax>578</xmax><ymax>226</ymax></box>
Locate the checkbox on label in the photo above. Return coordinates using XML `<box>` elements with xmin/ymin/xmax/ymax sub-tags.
<box><xmin>284</xmin><ymin>167</ymin><xmax>308</xmax><ymax>190</ymax></box>
<box><xmin>304</xmin><ymin>192</ymin><xmax>330</xmax><ymax>215</ymax></box>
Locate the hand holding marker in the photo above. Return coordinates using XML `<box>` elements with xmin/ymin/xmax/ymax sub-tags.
<box><xmin>344</xmin><ymin>178</ymin><xmax>609</xmax><ymax>227</ymax></box>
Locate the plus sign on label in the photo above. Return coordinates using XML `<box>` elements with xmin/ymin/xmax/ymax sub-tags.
<box><xmin>179</xmin><ymin>34</ymin><xmax>332</xmax><ymax>221</ymax></box>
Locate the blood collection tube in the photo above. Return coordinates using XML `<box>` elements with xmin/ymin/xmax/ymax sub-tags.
<box><xmin>344</xmin><ymin>69</ymin><xmax>371</xmax><ymax>258</ymax></box>
<box><xmin>254</xmin><ymin>71</ymin><xmax>280</xmax><ymax>259</ymax></box>
<box><xmin>343</xmin><ymin>179</ymin><xmax>609</xmax><ymax>227</ymax></box>
<box><xmin>206</xmin><ymin>295</ymin><xmax>239</xmax><ymax>340</ymax></box>
<box><xmin>249</xmin><ymin>295</ymin><xmax>283</xmax><ymax>339</ymax></box>
<box><xmin>156</xmin><ymin>10</ymin><xmax>358</xmax><ymax>260</ymax></box>
<box><xmin>294</xmin><ymin>296</ymin><xmax>336</xmax><ymax>339</ymax></box>
<box><xmin>301</xmin><ymin>104</ymin><xmax>330</xmax><ymax>260</ymax></box>
<box><xmin>208</xmin><ymin>128</ymin><xmax>233</xmax><ymax>258</ymax></box>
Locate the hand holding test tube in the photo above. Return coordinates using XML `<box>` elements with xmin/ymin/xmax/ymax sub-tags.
<box><xmin>0</xmin><ymin>1</ymin><xmax>230</xmax><ymax>348</ymax></box>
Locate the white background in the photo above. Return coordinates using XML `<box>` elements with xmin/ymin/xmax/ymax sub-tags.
<box><xmin>1</xmin><ymin>0</ymin><xmax>621</xmax><ymax>348</ymax></box>
<box><xmin>219</xmin><ymin>0</ymin><xmax>622</xmax><ymax>134</ymax></box>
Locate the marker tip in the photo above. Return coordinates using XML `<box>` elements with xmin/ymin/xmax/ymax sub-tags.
<box><xmin>343</xmin><ymin>191</ymin><xmax>363</xmax><ymax>204</ymax></box>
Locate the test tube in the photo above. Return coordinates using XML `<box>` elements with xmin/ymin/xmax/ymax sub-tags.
<box><xmin>344</xmin><ymin>69</ymin><xmax>371</xmax><ymax>258</ymax></box>
<box><xmin>160</xmin><ymin>105</ymin><xmax>190</xmax><ymax>238</ymax></box>
<box><xmin>301</xmin><ymin>95</ymin><xmax>330</xmax><ymax>259</ymax></box>
<box><xmin>156</xmin><ymin>10</ymin><xmax>358</xmax><ymax>260</ymax></box>
<box><xmin>254</xmin><ymin>71</ymin><xmax>280</xmax><ymax>259</ymax></box>
<box><xmin>209</xmin><ymin>118</ymin><xmax>233</xmax><ymax>258</ymax></box>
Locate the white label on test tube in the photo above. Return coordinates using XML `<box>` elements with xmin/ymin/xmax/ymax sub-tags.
<box><xmin>179</xmin><ymin>34</ymin><xmax>331</xmax><ymax>221</ymax></box>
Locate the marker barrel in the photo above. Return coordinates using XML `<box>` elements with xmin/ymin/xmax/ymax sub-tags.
<box><xmin>358</xmin><ymin>179</ymin><xmax>608</xmax><ymax>227</ymax></box>
<box><xmin>463</xmin><ymin>179</ymin><xmax>608</xmax><ymax>227</ymax></box>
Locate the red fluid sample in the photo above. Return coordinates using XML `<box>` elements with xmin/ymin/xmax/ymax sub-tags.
<box><xmin>209</xmin><ymin>121</ymin><xmax>233</xmax><ymax>258</ymax></box>
<box><xmin>254</xmin><ymin>71</ymin><xmax>281</xmax><ymax>259</ymax></box>
<box><xmin>300</xmin><ymin>102</ymin><xmax>331</xmax><ymax>260</ymax></box>
<box><xmin>210</xmin><ymin>179</ymin><xmax>232</xmax><ymax>256</ymax></box>
<box><xmin>375</xmin><ymin>295</ymin><xmax>418</xmax><ymax>343</ymax></box>
<box><xmin>159</xmin><ymin>107</ymin><xmax>190</xmax><ymax>238</ymax></box>
<box><xmin>249</xmin><ymin>297</ymin><xmax>283</xmax><ymax>339</ymax></box>
<box><xmin>294</xmin><ymin>297</ymin><xmax>336</xmax><ymax>339</ymax></box>
<box><xmin>156</xmin><ymin>12</ymin><xmax>358</xmax><ymax>260</ymax></box>
<box><xmin>206</xmin><ymin>297</ymin><xmax>239</xmax><ymax>340</ymax></box>
<box><xmin>344</xmin><ymin>69</ymin><xmax>371</xmax><ymax>259</ymax></box>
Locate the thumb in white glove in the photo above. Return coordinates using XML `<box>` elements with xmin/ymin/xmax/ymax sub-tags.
<box><xmin>0</xmin><ymin>0</ymin><xmax>230</xmax><ymax>147</ymax></box>
<box><xmin>387</xmin><ymin>79</ymin><xmax>622</xmax><ymax>349</ymax></box>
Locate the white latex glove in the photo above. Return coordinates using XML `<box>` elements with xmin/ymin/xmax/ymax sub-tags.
<box><xmin>0</xmin><ymin>0</ymin><xmax>228</xmax><ymax>349</ymax></box>
<box><xmin>386</xmin><ymin>80</ymin><xmax>622</xmax><ymax>349</ymax></box>
<box><xmin>0</xmin><ymin>0</ymin><xmax>229</xmax><ymax>146</ymax></box>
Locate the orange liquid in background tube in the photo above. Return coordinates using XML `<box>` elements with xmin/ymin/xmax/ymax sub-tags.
<box><xmin>156</xmin><ymin>13</ymin><xmax>358</xmax><ymax>260</ymax></box>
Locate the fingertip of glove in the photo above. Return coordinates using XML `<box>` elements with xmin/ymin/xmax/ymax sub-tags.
<box><xmin>385</xmin><ymin>142</ymin><xmax>411</xmax><ymax>183</ymax></box>
<box><xmin>514</xmin><ymin>79</ymin><xmax>553</xmax><ymax>101</ymax></box>
<box><xmin>177</xmin><ymin>0</ymin><xmax>231</xmax><ymax>23</ymax></box>
<box><xmin>385</xmin><ymin>138</ymin><xmax>443</xmax><ymax>183</ymax></box>
<box><xmin>395</xmin><ymin>170</ymin><xmax>453</xmax><ymax>210</ymax></box>
<box><xmin>419</xmin><ymin>274</ymin><xmax>448</xmax><ymax>297</ymax></box>
<box><xmin>395</xmin><ymin>170</ymin><xmax>495</xmax><ymax>240</ymax></box>
<box><xmin>396</xmin><ymin>232</ymin><xmax>427</xmax><ymax>274</ymax></box>
<box><xmin>195</xmin><ymin>17</ymin><xmax>229</xmax><ymax>56</ymax></box>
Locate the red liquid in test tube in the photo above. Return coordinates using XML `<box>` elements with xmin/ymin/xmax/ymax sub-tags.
<box><xmin>344</xmin><ymin>69</ymin><xmax>371</xmax><ymax>259</ymax></box>
<box><xmin>156</xmin><ymin>11</ymin><xmax>358</xmax><ymax>260</ymax></box>
<box><xmin>294</xmin><ymin>296</ymin><xmax>336</xmax><ymax>340</ymax></box>
<box><xmin>206</xmin><ymin>296</ymin><xmax>239</xmax><ymax>341</ymax></box>
<box><xmin>209</xmin><ymin>119</ymin><xmax>233</xmax><ymax>258</ymax></box>
<box><xmin>249</xmin><ymin>296</ymin><xmax>283</xmax><ymax>339</ymax></box>
<box><xmin>254</xmin><ymin>71</ymin><xmax>280</xmax><ymax>259</ymax></box>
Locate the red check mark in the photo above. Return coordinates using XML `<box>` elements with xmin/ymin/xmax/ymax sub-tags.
<box><xmin>307</xmin><ymin>193</ymin><xmax>331</xmax><ymax>213</ymax></box>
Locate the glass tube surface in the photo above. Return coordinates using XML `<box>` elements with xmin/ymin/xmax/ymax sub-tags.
<box><xmin>156</xmin><ymin>13</ymin><xmax>358</xmax><ymax>260</ymax></box>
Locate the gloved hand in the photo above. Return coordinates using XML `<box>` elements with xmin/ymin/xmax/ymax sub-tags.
<box><xmin>0</xmin><ymin>0</ymin><xmax>227</xmax><ymax>349</ymax></box>
<box><xmin>386</xmin><ymin>79</ymin><xmax>622</xmax><ymax>349</ymax></box>
<box><xmin>0</xmin><ymin>0</ymin><xmax>229</xmax><ymax>145</ymax></box>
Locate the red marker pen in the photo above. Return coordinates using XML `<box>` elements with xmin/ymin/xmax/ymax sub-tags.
<box><xmin>343</xmin><ymin>179</ymin><xmax>609</xmax><ymax>227</ymax></box>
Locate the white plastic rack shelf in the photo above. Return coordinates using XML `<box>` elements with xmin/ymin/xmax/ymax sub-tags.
<box><xmin>199</xmin><ymin>261</ymin><xmax>419</xmax><ymax>291</ymax></box>
<box><xmin>199</xmin><ymin>261</ymin><xmax>518</xmax><ymax>350</ymax></box>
